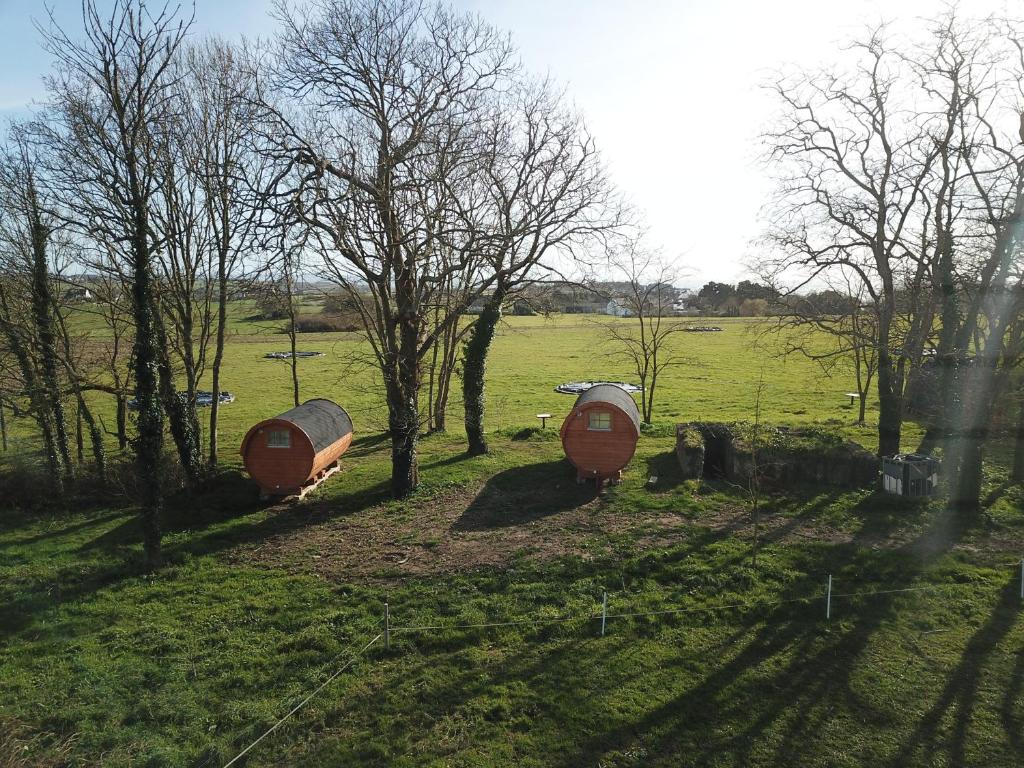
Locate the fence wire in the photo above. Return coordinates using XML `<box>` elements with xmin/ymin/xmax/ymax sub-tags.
<box><xmin>222</xmin><ymin>632</ymin><xmax>383</xmax><ymax>768</ymax></box>
<box><xmin>388</xmin><ymin>576</ymin><xmax>1014</xmax><ymax>635</ymax></box>
<box><xmin>216</xmin><ymin>565</ymin><xmax>1023</xmax><ymax>767</ymax></box>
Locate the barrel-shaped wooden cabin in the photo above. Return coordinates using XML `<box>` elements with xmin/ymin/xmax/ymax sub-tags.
<box><xmin>560</xmin><ymin>383</ymin><xmax>641</xmax><ymax>484</ymax></box>
<box><xmin>241</xmin><ymin>398</ymin><xmax>353</xmax><ymax>496</ymax></box>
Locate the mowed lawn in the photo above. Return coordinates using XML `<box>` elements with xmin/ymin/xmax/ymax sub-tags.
<box><xmin>1</xmin><ymin>312</ymin><xmax>1020</xmax><ymax>767</ymax></box>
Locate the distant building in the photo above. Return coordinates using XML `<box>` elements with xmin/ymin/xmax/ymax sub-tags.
<box><xmin>64</xmin><ymin>287</ymin><xmax>93</xmax><ymax>303</ymax></box>
<box><xmin>605</xmin><ymin>299</ymin><xmax>633</xmax><ymax>317</ymax></box>
<box><xmin>464</xmin><ymin>294</ymin><xmax>492</xmax><ymax>315</ymax></box>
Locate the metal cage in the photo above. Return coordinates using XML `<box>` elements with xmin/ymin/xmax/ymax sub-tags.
<box><xmin>881</xmin><ymin>453</ymin><xmax>940</xmax><ymax>497</ymax></box>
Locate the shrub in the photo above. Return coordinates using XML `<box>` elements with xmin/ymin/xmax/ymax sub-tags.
<box><xmin>290</xmin><ymin>314</ymin><xmax>362</xmax><ymax>333</ymax></box>
<box><xmin>250</xmin><ymin>293</ymin><xmax>288</xmax><ymax>321</ymax></box>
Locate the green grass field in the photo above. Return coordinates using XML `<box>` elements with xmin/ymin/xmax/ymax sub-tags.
<box><xmin>0</xmin><ymin>312</ymin><xmax>904</xmax><ymax>461</ymax></box>
<box><xmin>1</xmin><ymin>312</ymin><xmax>1021</xmax><ymax>767</ymax></box>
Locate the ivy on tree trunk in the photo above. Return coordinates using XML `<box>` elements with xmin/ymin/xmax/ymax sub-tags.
<box><xmin>462</xmin><ymin>288</ymin><xmax>505</xmax><ymax>456</ymax></box>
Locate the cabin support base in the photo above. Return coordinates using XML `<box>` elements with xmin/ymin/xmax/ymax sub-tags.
<box><xmin>575</xmin><ymin>469</ymin><xmax>622</xmax><ymax>488</ymax></box>
<box><xmin>297</xmin><ymin>461</ymin><xmax>342</xmax><ymax>499</ymax></box>
<box><xmin>259</xmin><ymin>460</ymin><xmax>342</xmax><ymax>501</ymax></box>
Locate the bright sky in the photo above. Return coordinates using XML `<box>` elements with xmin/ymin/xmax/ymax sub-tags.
<box><xmin>0</xmin><ymin>0</ymin><xmax>1012</xmax><ymax>285</ymax></box>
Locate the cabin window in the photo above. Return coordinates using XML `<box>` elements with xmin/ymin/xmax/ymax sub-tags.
<box><xmin>587</xmin><ymin>411</ymin><xmax>612</xmax><ymax>431</ymax></box>
<box><xmin>267</xmin><ymin>429</ymin><xmax>291</xmax><ymax>448</ymax></box>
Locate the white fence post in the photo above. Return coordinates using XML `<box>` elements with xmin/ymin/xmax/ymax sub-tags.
<box><xmin>600</xmin><ymin>592</ymin><xmax>607</xmax><ymax>637</ymax></box>
<box><xmin>384</xmin><ymin>602</ymin><xmax>390</xmax><ymax>651</ymax></box>
<box><xmin>826</xmin><ymin>575</ymin><xmax>832</xmax><ymax>621</ymax></box>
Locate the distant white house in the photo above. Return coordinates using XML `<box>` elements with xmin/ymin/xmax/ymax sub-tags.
<box><xmin>605</xmin><ymin>299</ymin><xmax>633</xmax><ymax>317</ymax></box>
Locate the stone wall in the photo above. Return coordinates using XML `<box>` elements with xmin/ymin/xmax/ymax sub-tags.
<box><xmin>675</xmin><ymin>425</ymin><xmax>706</xmax><ymax>481</ymax></box>
<box><xmin>675</xmin><ymin>422</ymin><xmax>878</xmax><ymax>488</ymax></box>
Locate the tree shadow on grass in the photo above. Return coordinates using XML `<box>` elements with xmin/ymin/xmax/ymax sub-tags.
<box><xmin>3</xmin><ymin>470</ymin><xmax>393</xmax><ymax>643</ymax></box>
<box><xmin>1002</xmin><ymin>635</ymin><xmax>1024</xmax><ymax>755</ymax></box>
<box><xmin>175</xmin><ymin>478</ymin><xmax>394</xmax><ymax>560</ymax></box>
<box><xmin>315</xmin><ymin>560</ymin><xmax>1018</xmax><ymax>768</ymax></box>
<box><xmin>3</xmin><ymin>509</ymin><xmax>128</xmax><ymax>546</ymax></box>
<box><xmin>0</xmin><ymin>553</ymin><xmax>146</xmax><ymax>642</ymax></box>
<box><xmin>452</xmin><ymin>459</ymin><xmax>596</xmax><ymax>531</ymax></box>
<box><xmin>345</xmin><ymin>432</ymin><xmax>392</xmax><ymax>459</ymax></box>
<box><xmin>318</xmin><ymin>556</ymin><xmax>891</xmax><ymax>768</ymax></box>
<box><xmin>419</xmin><ymin>451</ymin><xmax>475</xmax><ymax>471</ymax></box>
<box><xmin>74</xmin><ymin>465</ymin><xmax>391</xmax><ymax>561</ymax></box>
<box><xmin>498</xmin><ymin>509</ymin><xmax>997</xmax><ymax>767</ymax></box>
<box><xmin>888</xmin><ymin>579</ymin><xmax>1023</xmax><ymax>767</ymax></box>
<box><xmin>75</xmin><ymin>469</ymin><xmax>271</xmax><ymax>554</ymax></box>
<box><xmin>0</xmin><ymin>490</ymin><xmax>125</xmax><ymax>536</ymax></box>
<box><xmin>983</xmin><ymin>480</ymin><xmax>1013</xmax><ymax>509</ymax></box>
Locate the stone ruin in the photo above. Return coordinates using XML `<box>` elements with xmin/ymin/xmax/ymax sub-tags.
<box><xmin>675</xmin><ymin>422</ymin><xmax>878</xmax><ymax>488</ymax></box>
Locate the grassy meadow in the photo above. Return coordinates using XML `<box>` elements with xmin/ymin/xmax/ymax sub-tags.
<box><xmin>1</xmin><ymin>310</ymin><xmax>900</xmax><ymax>462</ymax></box>
<box><xmin>1</xmin><ymin>309</ymin><xmax>1021</xmax><ymax>767</ymax></box>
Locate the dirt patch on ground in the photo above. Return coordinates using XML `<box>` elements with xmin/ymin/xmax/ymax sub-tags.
<box><xmin>228</xmin><ymin>481</ymin><xmax>1022</xmax><ymax>583</ymax></box>
<box><xmin>228</xmin><ymin>482</ymin><xmax>695</xmax><ymax>582</ymax></box>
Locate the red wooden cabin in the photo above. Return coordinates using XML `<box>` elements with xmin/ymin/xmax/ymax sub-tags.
<box><xmin>241</xmin><ymin>398</ymin><xmax>353</xmax><ymax>496</ymax></box>
<box><xmin>560</xmin><ymin>383</ymin><xmax>641</xmax><ymax>485</ymax></box>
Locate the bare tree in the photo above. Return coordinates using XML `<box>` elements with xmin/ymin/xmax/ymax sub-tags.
<box><xmin>150</xmin><ymin>110</ymin><xmax>210</xmax><ymax>487</ymax></box>
<box><xmin>763</xmin><ymin>27</ymin><xmax>939</xmax><ymax>457</ymax></box>
<box><xmin>907</xmin><ymin>11</ymin><xmax>979</xmax><ymax>454</ymax></box>
<box><xmin>759</xmin><ymin>272</ymin><xmax>879</xmax><ymax>424</ymax></box>
<box><xmin>0</xmin><ymin>131</ymin><xmax>75</xmax><ymax>489</ymax></box>
<box><xmin>181</xmin><ymin>39</ymin><xmax>268</xmax><ymax>468</ymax></box>
<box><xmin>765</xmin><ymin>12</ymin><xmax>1024</xmax><ymax>513</ymax></box>
<box><xmin>40</xmin><ymin>0</ymin><xmax>193</xmax><ymax>568</ymax></box>
<box><xmin>945</xmin><ymin>111</ymin><xmax>1024</xmax><ymax>512</ymax></box>
<box><xmin>259</xmin><ymin>233</ymin><xmax>306</xmax><ymax>408</ymax></box>
<box><xmin>602</xmin><ymin>244</ymin><xmax>685</xmax><ymax>425</ymax></box>
<box><xmin>267</xmin><ymin>0</ymin><xmax>518</xmax><ymax>496</ymax></box>
<box><xmin>425</xmin><ymin>266</ymin><xmax>473</xmax><ymax>433</ymax></box>
<box><xmin>460</xmin><ymin>80</ymin><xmax>619</xmax><ymax>455</ymax></box>
<box><xmin>81</xmin><ymin>262</ymin><xmax>134</xmax><ymax>449</ymax></box>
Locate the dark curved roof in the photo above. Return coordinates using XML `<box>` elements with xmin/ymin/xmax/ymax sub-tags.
<box><xmin>276</xmin><ymin>398</ymin><xmax>353</xmax><ymax>453</ymax></box>
<box><xmin>573</xmin><ymin>383</ymin><xmax>641</xmax><ymax>432</ymax></box>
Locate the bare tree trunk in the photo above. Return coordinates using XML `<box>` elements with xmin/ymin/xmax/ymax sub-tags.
<box><xmin>0</xmin><ymin>401</ymin><xmax>6</xmax><ymax>451</ymax></box>
<box><xmin>388</xmin><ymin>377</ymin><xmax>420</xmax><ymax>496</ymax></box>
<box><xmin>1013</xmin><ymin>392</ymin><xmax>1024</xmax><ymax>484</ymax></box>
<box><xmin>950</xmin><ymin>430</ymin><xmax>986</xmax><ymax>513</ymax></box>
<box><xmin>919</xmin><ymin>263</ymin><xmax>961</xmax><ymax>453</ymax></box>
<box><xmin>116</xmin><ymin>394</ymin><xmax>128</xmax><ymax>451</ymax></box>
<box><xmin>462</xmin><ymin>289</ymin><xmax>505</xmax><ymax>456</ymax></box>
<box><xmin>157</xmin><ymin>351</ymin><xmax>202</xmax><ymax>488</ymax></box>
<box><xmin>289</xmin><ymin>324</ymin><xmax>300</xmax><ymax>408</ymax></box>
<box><xmin>390</xmin><ymin>276</ymin><xmax>423</xmax><ymax>495</ymax></box>
<box><xmin>948</xmin><ymin>345</ymin><xmax>1008</xmax><ymax>514</ymax></box>
<box><xmin>75</xmin><ymin>402</ymin><xmax>84</xmax><ymax>464</ymax></box>
<box><xmin>151</xmin><ymin>305</ymin><xmax>203</xmax><ymax>488</ymax></box>
<box><xmin>876</xmin><ymin>345</ymin><xmax>903</xmax><ymax>457</ymax></box>
<box><xmin>207</xmin><ymin>274</ymin><xmax>228</xmax><ymax>467</ymax></box>
<box><xmin>644</xmin><ymin>365</ymin><xmax>657</xmax><ymax>425</ymax></box>
<box><xmin>426</xmin><ymin>334</ymin><xmax>439</xmax><ymax>432</ymax></box>
<box><xmin>74</xmin><ymin>391</ymin><xmax>106</xmax><ymax>483</ymax></box>
<box><xmin>433</xmin><ymin>320</ymin><xmax>459</xmax><ymax>433</ymax></box>
<box><xmin>29</xmin><ymin>216</ymin><xmax>73</xmax><ymax>482</ymax></box>
<box><xmin>132</xmin><ymin>228</ymin><xmax>165</xmax><ymax>570</ymax></box>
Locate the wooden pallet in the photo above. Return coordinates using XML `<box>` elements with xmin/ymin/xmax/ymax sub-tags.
<box><xmin>260</xmin><ymin>461</ymin><xmax>342</xmax><ymax>501</ymax></box>
<box><xmin>296</xmin><ymin>461</ymin><xmax>342</xmax><ymax>499</ymax></box>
